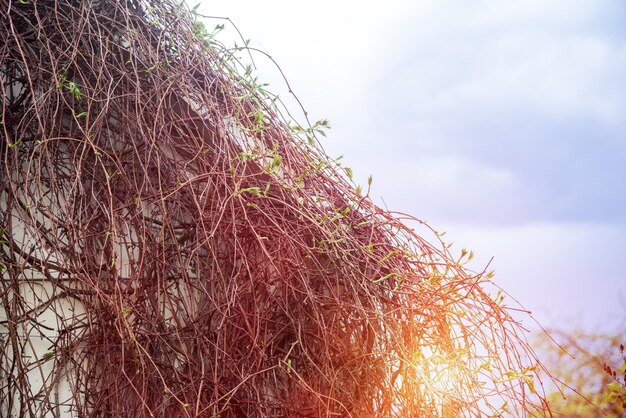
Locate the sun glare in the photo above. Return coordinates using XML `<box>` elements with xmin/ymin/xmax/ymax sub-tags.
<box><xmin>412</xmin><ymin>347</ymin><xmax>465</xmax><ymax>416</ymax></box>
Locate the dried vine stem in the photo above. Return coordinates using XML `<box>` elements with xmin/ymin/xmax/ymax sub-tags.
<box><xmin>1</xmin><ymin>0</ymin><xmax>551</xmax><ymax>416</ymax></box>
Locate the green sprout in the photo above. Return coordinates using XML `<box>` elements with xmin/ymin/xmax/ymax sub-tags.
<box><xmin>67</xmin><ymin>82</ymin><xmax>82</xmax><ymax>100</ymax></box>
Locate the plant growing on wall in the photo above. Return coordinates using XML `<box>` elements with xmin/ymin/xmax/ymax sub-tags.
<box><xmin>1</xmin><ymin>0</ymin><xmax>552</xmax><ymax>416</ymax></box>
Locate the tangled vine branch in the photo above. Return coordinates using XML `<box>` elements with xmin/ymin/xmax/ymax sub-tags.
<box><xmin>1</xmin><ymin>0</ymin><xmax>551</xmax><ymax>416</ymax></box>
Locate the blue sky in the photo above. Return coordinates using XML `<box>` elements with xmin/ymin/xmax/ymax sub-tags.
<box><xmin>201</xmin><ymin>0</ymin><xmax>626</xmax><ymax>333</ymax></box>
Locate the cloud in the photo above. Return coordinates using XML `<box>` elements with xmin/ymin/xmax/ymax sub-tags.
<box><xmin>385</xmin><ymin>24</ymin><xmax>626</xmax><ymax>124</ymax></box>
<box><xmin>361</xmin><ymin>0</ymin><xmax>626</xmax><ymax>224</ymax></box>
<box><xmin>201</xmin><ymin>0</ymin><xmax>626</xmax><ymax>226</ymax></box>
<box><xmin>352</xmin><ymin>155</ymin><xmax>528</xmax><ymax>225</ymax></box>
<box><xmin>201</xmin><ymin>0</ymin><xmax>417</xmax><ymax>111</ymax></box>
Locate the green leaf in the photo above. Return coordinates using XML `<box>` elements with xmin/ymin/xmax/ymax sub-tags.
<box><xmin>268</xmin><ymin>154</ymin><xmax>281</xmax><ymax>173</ymax></box>
<box><xmin>608</xmin><ymin>381</ymin><xmax>623</xmax><ymax>393</ymax></box>
<box><xmin>344</xmin><ymin>167</ymin><xmax>353</xmax><ymax>181</ymax></box>
<box><xmin>237</xmin><ymin>187</ymin><xmax>261</xmax><ymax>196</ymax></box>
<box><xmin>67</xmin><ymin>82</ymin><xmax>82</xmax><ymax>100</ymax></box>
<box><xmin>524</xmin><ymin>376</ymin><xmax>537</xmax><ymax>395</ymax></box>
<box><xmin>378</xmin><ymin>250</ymin><xmax>398</xmax><ymax>264</ymax></box>
<box><xmin>238</xmin><ymin>152</ymin><xmax>255</xmax><ymax>160</ymax></box>
<box><xmin>41</xmin><ymin>352</ymin><xmax>54</xmax><ymax>361</ymax></box>
<box><xmin>373</xmin><ymin>272</ymin><xmax>398</xmax><ymax>284</ymax></box>
<box><xmin>57</xmin><ymin>68</ymin><xmax>68</xmax><ymax>89</ymax></box>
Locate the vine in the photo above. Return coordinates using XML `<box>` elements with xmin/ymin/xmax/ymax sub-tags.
<box><xmin>1</xmin><ymin>0</ymin><xmax>552</xmax><ymax>416</ymax></box>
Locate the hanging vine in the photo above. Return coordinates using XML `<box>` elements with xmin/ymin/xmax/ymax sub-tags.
<box><xmin>1</xmin><ymin>0</ymin><xmax>552</xmax><ymax>416</ymax></box>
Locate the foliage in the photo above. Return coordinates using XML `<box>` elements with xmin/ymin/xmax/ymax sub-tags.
<box><xmin>534</xmin><ymin>327</ymin><xmax>626</xmax><ymax>417</ymax></box>
<box><xmin>604</xmin><ymin>344</ymin><xmax>626</xmax><ymax>410</ymax></box>
<box><xmin>1</xmin><ymin>0</ymin><xmax>552</xmax><ymax>416</ymax></box>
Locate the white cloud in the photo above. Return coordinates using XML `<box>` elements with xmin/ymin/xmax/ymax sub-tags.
<box><xmin>200</xmin><ymin>0</ymin><xmax>419</xmax><ymax>117</ymax></box>
<box><xmin>363</xmin><ymin>155</ymin><xmax>523</xmax><ymax>221</ymax></box>
<box><xmin>376</xmin><ymin>1</ymin><xmax>626</xmax><ymax>124</ymax></box>
<box><xmin>354</xmin><ymin>0</ymin><xmax>626</xmax><ymax>225</ymax></box>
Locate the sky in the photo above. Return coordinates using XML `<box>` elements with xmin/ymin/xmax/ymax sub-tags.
<box><xmin>199</xmin><ymin>0</ymin><xmax>626</xmax><ymax>334</ymax></box>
